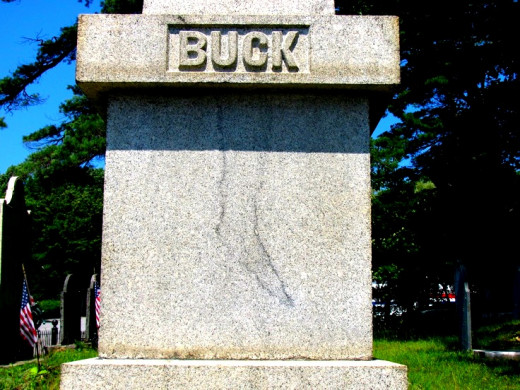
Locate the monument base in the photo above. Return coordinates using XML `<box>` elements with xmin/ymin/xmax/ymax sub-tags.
<box><xmin>61</xmin><ymin>358</ymin><xmax>407</xmax><ymax>389</ymax></box>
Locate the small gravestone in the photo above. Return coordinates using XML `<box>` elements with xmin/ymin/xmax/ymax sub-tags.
<box><xmin>0</xmin><ymin>177</ymin><xmax>32</xmax><ymax>364</ymax></box>
<box><xmin>60</xmin><ymin>274</ymin><xmax>83</xmax><ymax>345</ymax></box>
<box><xmin>62</xmin><ymin>1</ymin><xmax>407</xmax><ymax>388</ymax></box>
<box><xmin>51</xmin><ymin>320</ymin><xmax>59</xmax><ymax>345</ymax></box>
<box><xmin>85</xmin><ymin>274</ymin><xmax>99</xmax><ymax>345</ymax></box>
<box><xmin>455</xmin><ymin>264</ymin><xmax>472</xmax><ymax>351</ymax></box>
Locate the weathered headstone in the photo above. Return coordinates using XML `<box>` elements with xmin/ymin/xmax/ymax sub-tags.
<box><xmin>0</xmin><ymin>177</ymin><xmax>32</xmax><ymax>364</ymax></box>
<box><xmin>51</xmin><ymin>320</ymin><xmax>59</xmax><ymax>346</ymax></box>
<box><xmin>60</xmin><ymin>274</ymin><xmax>83</xmax><ymax>345</ymax></box>
<box><xmin>455</xmin><ymin>263</ymin><xmax>472</xmax><ymax>351</ymax></box>
<box><xmin>61</xmin><ymin>1</ymin><xmax>407</xmax><ymax>388</ymax></box>
<box><xmin>85</xmin><ymin>274</ymin><xmax>99</xmax><ymax>345</ymax></box>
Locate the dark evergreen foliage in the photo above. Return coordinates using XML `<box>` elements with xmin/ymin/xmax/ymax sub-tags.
<box><xmin>339</xmin><ymin>0</ymin><xmax>520</xmax><ymax>325</ymax></box>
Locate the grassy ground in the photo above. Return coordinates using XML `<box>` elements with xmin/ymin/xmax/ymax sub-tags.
<box><xmin>375</xmin><ymin>337</ymin><xmax>520</xmax><ymax>389</ymax></box>
<box><xmin>0</xmin><ymin>346</ymin><xmax>97</xmax><ymax>390</ymax></box>
<box><xmin>1</xmin><ymin>322</ymin><xmax>519</xmax><ymax>389</ymax></box>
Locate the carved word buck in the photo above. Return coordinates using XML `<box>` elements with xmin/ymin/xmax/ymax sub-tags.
<box><xmin>175</xmin><ymin>30</ymin><xmax>301</xmax><ymax>71</ymax></box>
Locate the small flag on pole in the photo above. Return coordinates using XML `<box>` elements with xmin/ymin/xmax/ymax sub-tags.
<box><xmin>94</xmin><ymin>281</ymin><xmax>101</xmax><ymax>328</ymax></box>
<box><xmin>20</xmin><ymin>279</ymin><xmax>38</xmax><ymax>347</ymax></box>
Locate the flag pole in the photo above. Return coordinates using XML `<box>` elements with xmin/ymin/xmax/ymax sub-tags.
<box><xmin>22</xmin><ymin>264</ymin><xmax>40</xmax><ymax>371</ymax></box>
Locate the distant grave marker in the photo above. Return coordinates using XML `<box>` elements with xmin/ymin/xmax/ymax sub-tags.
<box><xmin>85</xmin><ymin>274</ymin><xmax>100</xmax><ymax>346</ymax></box>
<box><xmin>60</xmin><ymin>274</ymin><xmax>83</xmax><ymax>345</ymax></box>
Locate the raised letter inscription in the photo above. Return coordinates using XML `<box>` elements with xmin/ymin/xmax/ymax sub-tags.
<box><xmin>243</xmin><ymin>31</ymin><xmax>269</xmax><ymax>68</ymax></box>
<box><xmin>211</xmin><ymin>31</ymin><xmax>238</xmax><ymax>68</ymax></box>
<box><xmin>272</xmin><ymin>31</ymin><xmax>299</xmax><ymax>70</ymax></box>
<box><xmin>179</xmin><ymin>31</ymin><xmax>207</xmax><ymax>68</ymax></box>
<box><xmin>169</xmin><ymin>26</ymin><xmax>309</xmax><ymax>73</ymax></box>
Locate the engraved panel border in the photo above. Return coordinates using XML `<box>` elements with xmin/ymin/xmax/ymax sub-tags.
<box><xmin>168</xmin><ymin>25</ymin><xmax>310</xmax><ymax>74</ymax></box>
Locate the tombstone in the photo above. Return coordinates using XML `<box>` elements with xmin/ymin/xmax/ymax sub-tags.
<box><xmin>455</xmin><ymin>263</ymin><xmax>472</xmax><ymax>351</ymax></box>
<box><xmin>0</xmin><ymin>177</ymin><xmax>32</xmax><ymax>364</ymax></box>
<box><xmin>60</xmin><ymin>274</ymin><xmax>83</xmax><ymax>345</ymax></box>
<box><xmin>61</xmin><ymin>1</ymin><xmax>407</xmax><ymax>388</ymax></box>
<box><xmin>51</xmin><ymin>320</ymin><xmax>59</xmax><ymax>346</ymax></box>
<box><xmin>85</xmin><ymin>274</ymin><xmax>99</xmax><ymax>345</ymax></box>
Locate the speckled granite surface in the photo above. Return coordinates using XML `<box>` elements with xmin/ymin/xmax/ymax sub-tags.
<box><xmin>98</xmin><ymin>92</ymin><xmax>372</xmax><ymax>360</ymax></box>
<box><xmin>61</xmin><ymin>359</ymin><xmax>408</xmax><ymax>389</ymax></box>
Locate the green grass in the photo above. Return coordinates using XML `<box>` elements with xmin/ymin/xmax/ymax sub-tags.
<box><xmin>375</xmin><ymin>337</ymin><xmax>520</xmax><ymax>389</ymax></box>
<box><xmin>0</xmin><ymin>346</ymin><xmax>97</xmax><ymax>390</ymax></box>
<box><xmin>2</xmin><ymin>330</ymin><xmax>519</xmax><ymax>389</ymax></box>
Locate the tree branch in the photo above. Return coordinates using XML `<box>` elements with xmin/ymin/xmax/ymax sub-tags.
<box><xmin>0</xmin><ymin>25</ymin><xmax>77</xmax><ymax>110</ymax></box>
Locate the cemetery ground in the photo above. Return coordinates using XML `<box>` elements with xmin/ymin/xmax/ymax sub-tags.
<box><xmin>0</xmin><ymin>344</ymin><xmax>97</xmax><ymax>390</ymax></box>
<box><xmin>1</xmin><ymin>321</ymin><xmax>519</xmax><ymax>389</ymax></box>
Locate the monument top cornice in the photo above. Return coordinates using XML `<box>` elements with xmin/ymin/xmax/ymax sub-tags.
<box><xmin>77</xmin><ymin>14</ymin><xmax>400</xmax><ymax>99</ymax></box>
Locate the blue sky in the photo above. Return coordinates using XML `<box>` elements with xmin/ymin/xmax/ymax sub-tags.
<box><xmin>0</xmin><ymin>0</ymin><xmax>100</xmax><ymax>173</ymax></box>
<box><xmin>0</xmin><ymin>1</ymin><xmax>397</xmax><ymax>173</ymax></box>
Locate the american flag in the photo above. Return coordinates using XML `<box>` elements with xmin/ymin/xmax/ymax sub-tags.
<box><xmin>94</xmin><ymin>281</ymin><xmax>101</xmax><ymax>328</ymax></box>
<box><xmin>20</xmin><ymin>279</ymin><xmax>38</xmax><ymax>347</ymax></box>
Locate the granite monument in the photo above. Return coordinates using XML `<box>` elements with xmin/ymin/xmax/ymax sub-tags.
<box><xmin>61</xmin><ymin>0</ymin><xmax>407</xmax><ymax>388</ymax></box>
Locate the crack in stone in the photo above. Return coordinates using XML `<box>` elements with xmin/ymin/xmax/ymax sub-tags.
<box><xmin>251</xmin><ymin>199</ymin><xmax>295</xmax><ymax>307</ymax></box>
<box><xmin>215</xmin><ymin>103</ymin><xmax>227</xmax><ymax>237</ymax></box>
<box><xmin>215</xmin><ymin>152</ymin><xmax>227</xmax><ymax>237</ymax></box>
<box><xmin>213</xmin><ymin>111</ymin><xmax>293</xmax><ymax>306</ymax></box>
